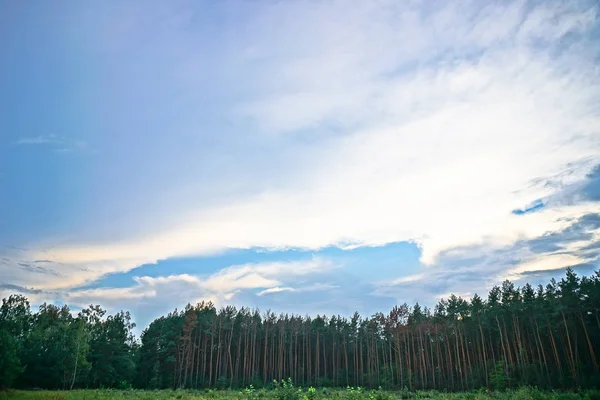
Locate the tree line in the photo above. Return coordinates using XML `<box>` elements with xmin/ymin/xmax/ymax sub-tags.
<box><xmin>1</xmin><ymin>268</ymin><xmax>599</xmax><ymax>391</ymax></box>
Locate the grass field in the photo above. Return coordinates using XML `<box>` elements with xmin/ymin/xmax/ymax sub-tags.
<box><xmin>2</xmin><ymin>387</ymin><xmax>600</xmax><ymax>400</ymax></box>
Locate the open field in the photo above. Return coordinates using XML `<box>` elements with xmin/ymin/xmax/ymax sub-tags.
<box><xmin>2</xmin><ymin>387</ymin><xmax>600</xmax><ymax>400</ymax></box>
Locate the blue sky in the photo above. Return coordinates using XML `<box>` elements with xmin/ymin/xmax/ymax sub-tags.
<box><xmin>1</xmin><ymin>0</ymin><xmax>600</xmax><ymax>331</ymax></box>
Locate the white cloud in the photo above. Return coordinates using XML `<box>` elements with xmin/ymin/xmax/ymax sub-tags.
<box><xmin>15</xmin><ymin>134</ymin><xmax>60</xmax><ymax>145</ymax></box>
<box><xmin>1</xmin><ymin>257</ymin><xmax>335</xmax><ymax>330</ymax></box>
<box><xmin>257</xmin><ymin>282</ymin><xmax>339</xmax><ymax>296</ymax></box>
<box><xmin>67</xmin><ymin>287</ymin><xmax>156</xmax><ymax>301</ymax></box>
<box><xmin>4</xmin><ymin>0</ymin><xmax>600</xmax><ymax>295</ymax></box>
<box><xmin>65</xmin><ymin>258</ymin><xmax>331</xmax><ymax>308</ymax></box>
<box><xmin>503</xmin><ymin>253</ymin><xmax>586</xmax><ymax>280</ymax></box>
<box><xmin>13</xmin><ymin>134</ymin><xmax>89</xmax><ymax>153</ymax></box>
<box><xmin>390</xmin><ymin>273</ymin><xmax>426</xmax><ymax>285</ymax></box>
<box><xmin>373</xmin><ymin>210</ymin><xmax>600</xmax><ymax>307</ymax></box>
<box><xmin>258</xmin><ymin>287</ymin><xmax>295</xmax><ymax>296</ymax></box>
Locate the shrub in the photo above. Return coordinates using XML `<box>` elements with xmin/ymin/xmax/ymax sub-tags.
<box><xmin>242</xmin><ymin>384</ymin><xmax>259</xmax><ymax>400</ymax></box>
<box><xmin>272</xmin><ymin>378</ymin><xmax>303</xmax><ymax>400</ymax></box>
<box><xmin>306</xmin><ymin>386</ymin><xmax>317</xmax><ymax>400</ymax></box>
<box><xmin>583</xmin><ymin>390</ymin><xmax>600</xmax><ymax>400</ymax></box>
<box><xmin>511</xmin><ymin>386</ymin><xmax>547</xmax><ymax>400</ymax></box>
<box><xmin>489</xmin><ymin>361</ymin><xmax>508</xmax><ymax>391</ymax></box>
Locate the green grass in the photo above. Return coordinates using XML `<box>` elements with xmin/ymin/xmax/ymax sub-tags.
<box><xmin>2</xmin><ymin>387</ymin><xmax>600</xmax><ymax>400</ymax></box>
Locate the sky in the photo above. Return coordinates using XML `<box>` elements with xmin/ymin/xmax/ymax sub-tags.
<box><xmin>1</xmin><ymin>0</ymin><xmax>599</xmax><ymax>332</ymax></box>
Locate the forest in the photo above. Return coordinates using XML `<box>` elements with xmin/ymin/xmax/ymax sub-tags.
<box><xmin>1</xmin><ymin>268</ymin><xmax>599</xmax><ymax>393</ymax></box>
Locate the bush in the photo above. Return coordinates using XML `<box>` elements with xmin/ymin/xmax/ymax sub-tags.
<box><xmin>583</xmin><ymin>390</ymin><xmax>600</xmax><ymax>400</ymax></box>
<box><xmin>511</xmin><ymin>386</ymin><xmax>547</xmax><ymax>400</ymax></box>
<box><xmin>345</xmin><ymin>386</ymin><xmax>365</xmax><ymax>400</ymax></box>
<box><xmin>489</xmin><ymin>361</ymin><xmax>508</xmax><ymax>391</ymax></box>
<box><xmin>242</xmin><ymin>384</ymin><xmax>259</xmax><ymax>400</ymax></box>
<box><xmin>306</xmin><ymin>386</ymin><xmax>317</xmax><ymax>400</ymax></box>
<box><xmin>272</xmin><ymin>378</ymin><xmax>303</xmax><ymax>400</ymax></box>
<box><xmin>552</xmin><ymin>393</ymin><xmax>583</xmax><ymax>400</ymax></box>
<box><xmin>370</xmin><ymin>386</ymin><xmax>394</xmax><ymax>400</ymax></box>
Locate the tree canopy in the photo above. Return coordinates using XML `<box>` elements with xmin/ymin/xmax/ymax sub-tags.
<box><xmin>1</xmin><ymin>268</ymin><xmax>599</xmax><ymax>391</ymax></box>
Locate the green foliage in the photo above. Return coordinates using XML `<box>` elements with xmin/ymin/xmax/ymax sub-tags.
<box><xmin>511</xmin><ymin>386</ymin><xmax>548</xmax><ymax>400</ymax></box>
<box><xmin>241</xmin><ymin>384</ymin><xmax>259</xmax><ymax>400</ymax></box>
<box><xmin>0</xmin><ymin>295</ymin><xmax>30</xmax><ymax>389</ymax></box>
<box><xmin>1</xmin><ymin>268</ymin><xmax>600</xmax><ymax>392</ymax></box>
<box><xmin>0</xmin><ymin>330</ymin><xmax>22</xmax><ymax>388</ymax></box>
<box><xmin>272</xmin><ymin>378</ymin><xmax>303</xmax><ymax>400</ymax></box>
<box><xmin>369</xmin><ymin>387</ymin><xmax>394</xmax><ymax>400</ymax></box>
<box><xmin>582</xmin><ymin>390</ymin><xmax>600</xmax><ymax>400</ymax></box>
<box><xmin>489</xmin><ymin>361</ymin><xmax>508</xmax><ymax>391</ymax></box>
<box><xmin>2</xmin><ymin>387</ymin><xmax>600</xmax><ymax>400</ymax></box>
<box><xmin>345</xmin><ymin>386</ymin><xmax>364</xmax><ymax>400</ymax></box>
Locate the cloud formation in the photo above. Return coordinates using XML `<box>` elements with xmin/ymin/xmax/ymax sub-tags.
<box><xmin>374</xmin><ymin>211</ymin><xmax>600</xmax><ymax>305</ymax></box>
<box><xmin>15</xmin><ymin>134</ymin><xmax>61</xmax><ymax>145</ymax></box>
<box><xmin>14</xmin><ymin>134</ymin><xmax>88</xmax><ymax>153</ymax></box>
<box><xmin>1</xmin><ymin>0</ymin><xmax>599</xmax><ymax>321</ymax></box>
<box><xmin>1</xmin><ymin>257</ymin><xmax>338</xmax><ymax>328</ymax></box>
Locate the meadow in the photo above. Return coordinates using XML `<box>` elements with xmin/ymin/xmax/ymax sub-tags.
<box><xmin>2</xmin><ymin>386</ymin><xmax>600</xmax><ymax>400</ymax></box>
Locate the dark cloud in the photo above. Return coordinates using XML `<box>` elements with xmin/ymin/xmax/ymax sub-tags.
<box><xmin>524</xmin><ymin>163</ymin><xmax>600</xmax><ymax>210</ymax></box>
<box><xmin>526</xmin><ymin>213</ymin><xmax>600</xmax><ymax>254</ymax></box>
<box><xmin>379</xmin><ymin>211</ymin><xmax>600</xmax><ymax>305</ymax></box>
<box><xmin>516</xmin><ymin>262</ymin><xmax>599</xmax><ymax>283</ymax></box>
<box><xmin>577</xmin><ymin>213</ymin><xmax>600</xmax><ymax>229</ymax></box>
<box><xmin>17</xmin><ymin>262</ymin><xmax>61</xmax><ymax>276</ymax></box>
<box><xmin>513</xmin><ymin>164</ymin><xmax>599</xmax><ymax>219</ymax></box>
<box><xmin>581</xmin><ymin>241</ymin><xmax>600</xmax><ymax>252</ymax></box>
<box><xmin>582</xmin><ymin>164</ymin><xmax>600</xmax><ymax>201</ymax></box>
<box><xmin>0</xmin><ymin>283</ymin><xmax>45</xmax><ymax>295</ymax></box>
<box><xmin>4</xmin><ymin>245</ymin><xmax>28</xmax><ymax>251</ymax></box>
